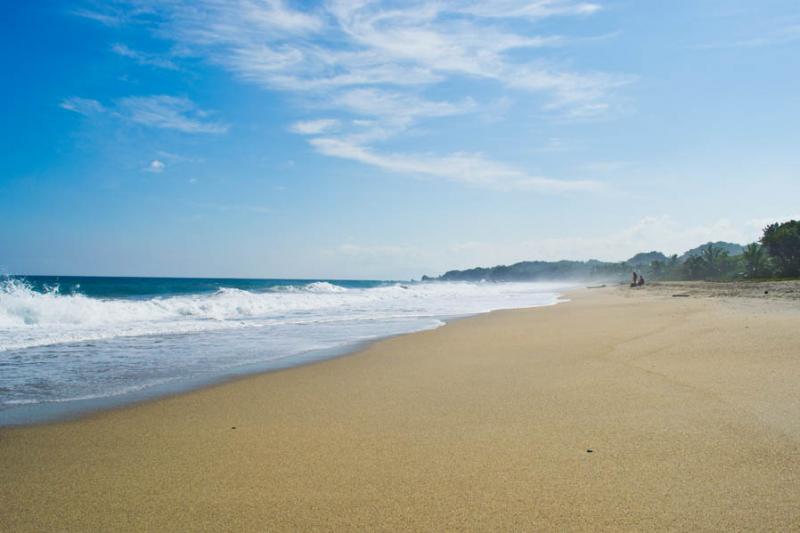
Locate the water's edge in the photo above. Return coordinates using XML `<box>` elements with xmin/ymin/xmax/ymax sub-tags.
<box><xmin>0</xmin><ymin>297</ymin><xmax>568</xmax><ymax>428</ymax></box>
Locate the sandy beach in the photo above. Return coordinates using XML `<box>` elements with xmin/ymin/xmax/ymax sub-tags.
<box><xmin>2</xmin><ymin>285</ymin><xmax>800</xmax><ymax>531</ymax></box>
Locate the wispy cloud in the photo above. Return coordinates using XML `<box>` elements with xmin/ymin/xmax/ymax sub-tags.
<box><xmin>314</xmin><ymin>88</ymin><xmax>479</xmax><ymax>144</ymax></box>
<box><xmin>290</xmin><ymin>119</ymin><xmax>340</xmax><ymax>135</ymax></box>
<box><xmin>60</xmin><ymin>97</ymin><xmax>106</xmax><ymax>115</ymax></box>
<box><xmin>459</xmin><ymin>0</ymin><xmax>602</xmax><ymax>19</ymax></box>
<box><xmin>61</xmin><ymin>94</ymin><xmax>227</xmax><ymax>134</ymax></box>
<box><xmin>84</xmin><ymin>1</ymin><xmax>628</xmax><ymax>114</ymax></box>
<box><xmin>112</xmin><ymin>43</ymin><xmax>178</xmax><ymax>70</ymax></box>
<box><xmin>117</xmin><ymin>95</ymin><xmax>228</xmax><ymax>134</ymax></box>
<box><xmin>79</xmin><ymin>0</ymin><xmax>628</xmax><ymax>191</ymax></box>
<box><xmin>334</xmin><ymin>89</ymin><xmax>476</xmax><ymax>122</ymax></box>
<box><xmin>72</xmin><ymin>7</ymin><xmax>126</xmax><ymax>27</ymax></box>
<box><xmin>310</xmin><ymin>137</ymin><xmax>598</xmax><ymax>192</ymax></box>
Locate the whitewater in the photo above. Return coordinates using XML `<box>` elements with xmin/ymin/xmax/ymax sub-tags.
<box><xmin>0</xmin><ymin>276</ymin><xmax>569</xmax><ymax>424</ymax></box>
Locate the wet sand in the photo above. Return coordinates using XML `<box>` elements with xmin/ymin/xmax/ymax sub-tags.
<box><xmin>2</xmin><ymin>287</ymin><xmax>800</xmax><ymax>531</ymax></box>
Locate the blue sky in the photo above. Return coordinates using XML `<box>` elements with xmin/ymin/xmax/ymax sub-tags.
<box><xmin>1</xmin><ymin>0</ymin><xmax>799</xmax><ymax>279</ymax></box>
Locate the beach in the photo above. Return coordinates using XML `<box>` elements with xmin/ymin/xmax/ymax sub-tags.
<box><xmin>2</xmin><ymin>285</ymin><xmax>800</xmax><ymax>531</ymax></box>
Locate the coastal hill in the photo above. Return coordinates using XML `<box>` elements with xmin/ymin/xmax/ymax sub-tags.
<box><xmin>680</xmin><ymin>241</ymin><xmax>744</xmax><ymax>260</ymax></box>
<box><xmin>627</xmin><ymin>251</ymin><xmax>668</xmax><ymax>267</ymax></box>
<box><xmin>424</xmin><ymin>241</ymin><xmax>744</xmax><ymax>282</ymax></box>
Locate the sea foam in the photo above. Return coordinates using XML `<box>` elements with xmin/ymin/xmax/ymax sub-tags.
<box><xmin>0</xmin><ymin>278</ymin><xmax>569</xmax><ymax>418</ymax></box>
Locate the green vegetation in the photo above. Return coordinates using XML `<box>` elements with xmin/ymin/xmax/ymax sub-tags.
<box><xmin>424</xmin><ymin>220</ymin><xmax>800</xmax><ymax>283</ymax></box>
<box><xmin>426</xmin><ymin>260</ymin><xmax>632</xmax><ymax>283</ymax></box>
<box><xmin>761</xmin><ymin>220</ymin><xmax>800</xmax><ymax>277</ymax></box>
<box><xmin>627</xmin><ymin>220</ymin><xmax>800</xmax><ymax>282</ymax></box>
<box><xmin>679</xmin><ymin>241</ymin><xmax>744</xmax><ymax>261</ymax></box>
<box><xmin>652</xmin><ymin>220</ymin><xmax>800</xmax><ymax>281</ymax></box>
<box><xmin>741</xmin><ymin>243</ymin><xmax>770</xmax><ymax>278</ymax></box>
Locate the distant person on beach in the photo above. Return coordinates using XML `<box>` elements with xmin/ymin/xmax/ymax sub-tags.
<box><xmin>637</xmin><ymin>274</ymin><xmax>645</xmax><ymax>286</ymax></box>
<box><xmin>631</xmin><ymin>272</ymin><xmax>638</xmax><ymax>287</ymax></box>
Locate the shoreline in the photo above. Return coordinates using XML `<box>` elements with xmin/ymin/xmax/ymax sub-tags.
<box><xmin>3</xmin><ymin>286</ymin><xmax>799</xmax><ymax>531</ymax></box>
<box><xmin>0</xmin><ymin>296</ymin><xmax>570</xmax><ymax>428</ymax></box>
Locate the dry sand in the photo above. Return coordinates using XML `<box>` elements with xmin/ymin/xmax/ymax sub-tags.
<box><xmin>2</xmin><ymin>287</ymin><xmax>800</xmax><ymax>531</ymax></box>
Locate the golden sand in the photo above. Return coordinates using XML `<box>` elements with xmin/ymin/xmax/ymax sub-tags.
<box><xmin>2</xmin><ymin>287</ymin><xmax>800</xmax><ymax>531</ymax></box>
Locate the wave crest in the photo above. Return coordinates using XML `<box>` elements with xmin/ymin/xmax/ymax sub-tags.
<box><xmin>0</xmin><ymin>278</ymin><xmax>565</xmax><ymax>351</ymax></box>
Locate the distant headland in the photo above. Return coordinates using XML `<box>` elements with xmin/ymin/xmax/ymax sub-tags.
<box><xmin>423</xmin><ymin>220</ymin><xmax>800</xmax><ymax>283</ymax></box>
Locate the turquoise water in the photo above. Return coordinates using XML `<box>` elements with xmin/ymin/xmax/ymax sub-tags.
<box><xmin>0</xmin><ymin>275</ymin><xmax>567</xmax><ymax>425</ymax></box>
<box><xmin>14</xmin><ymin>275</ymin><xmax>386</xmax><ymax>299</ymax></box>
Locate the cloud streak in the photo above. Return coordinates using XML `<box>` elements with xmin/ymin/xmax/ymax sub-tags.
<box><xmin>117</xmin><ymin>95</ymin><xmax>228</xmax><ymax>134</ymax></box>
<box><xmin>60</xmin><ymin>94</ymin><xmax>228</xmax><ymax>134</ymax></box>
<box><xmin>78</xmin><ymin>0</ymin><xmax>628</xmax><ymax>191</ymax></box>
<box><xmin>60</xmin><ymin>97</ymin><xmax>106</xmax><ymax>115</ymax></box>
<box><xmin>310</xmin><ymin>137</ymin><xmax>598</xmax><ymax>192</ymax></box>
<box><xmin>289</xmin><ymin>119</ymin><xmax>340</xmax><ymax>135</ymax></box>
<box><xmin>112</xmin><ymin>43</ymin><xmax>178</xmax><ymax>70</ymax></box>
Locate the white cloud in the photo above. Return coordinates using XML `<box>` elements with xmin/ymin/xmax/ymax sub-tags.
<box><xmin>83</xmin><ymin>0</ymin><xmax>629</xmax><ymax>191</ymax></box>
<box><xmin>310</xmin><ymin>137</ymin><xmax>598</xmax><ymax>192</ymax></box>
<box><xmin>238</xmin><ymin>0</ymin><xmax>323</xmax><ymax>34</ymax></box>
<box><xmin>117</xmin><ymin>95</ymin><xmax>228</xmax><ymax>134</ymax></box>
<box><xmin>334</xmin><ymin>88</ymin><xmax>476</xmax><ymax>121</ymax></box>
<box><xmin>319</xmin><ymin>88</ymin><xmax>479</xmax><ymax>144</ymax></box>
<box><xmin>112</xmin><ymin>43</ymin><xmax>178</xmax><ymax>70</ymax></box>
<box><xmin>72</xmin><ymin>7</ymin><xmax>126</xmax><ymax>26</ymax></box>
<box><xmin>289</xmin><ymin>119</ymin><xmax>340</xmax><ymax>135</ymax></box>
<box><xmin>163</xmin><ymin>0</ymin><xmax>323</xmax><ymax>45</ymax></box>
<box><xmin>60</xmin><ymin>97</ymin><xmax>105</xmax><ymax>115</ymax></box>
<box><xmin>61</xmin><ymin>94</ymin><xmax>228</xmax><ymax>135</ymax></box>
<box><xmin>146</xmin><ymin>159</ymin><xmax>165</xmax><ymax>173</ymax></box>
<box><xmin>458</xmin><ymin>0</ymin><xmax>601</xmax><ymax>18</ymax></box>
<box><xmin>98</xmin><ymin>2</ymin><xmax>628</xmax><ymax>112</ymax></box>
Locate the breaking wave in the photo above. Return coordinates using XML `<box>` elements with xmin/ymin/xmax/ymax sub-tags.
<box><xmin>0</xmin><ymin>276</ymin><xmax>571</xmax><ymax>420</ymax></box>
<box><xmin>0</xmin><ymin>278</ymin><xmax>566</xmax><ymax>352</ymax></box>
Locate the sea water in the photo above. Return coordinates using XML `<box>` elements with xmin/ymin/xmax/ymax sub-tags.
<box><xmin>0</xmin><ymin>276</ymin><xmax>569</xmax><ymax>424</ymax></box>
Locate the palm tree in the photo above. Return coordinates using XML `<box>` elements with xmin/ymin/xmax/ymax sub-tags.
<box><xmin>667</xmin><ymin>254</ymin><xmax>679</xmax><ymax>278</ymax></box>
<box><xmin>742</xmin><ymin>242</ymin><xmax>768</xmax><ymax>278</ymax></box>
<box><xmin>684</xmin><ymin>255</ymin><xmax>706</xmax><ymax>280</ymax></box>
<box><xmin>650</xmin><ymin>260</ymin><xmax>664</xmax><ymax>277</ymax></box>
<box><xmin>701</xmin><ymin>244</ymin><xmax>726</xmax><ymax>278</ymax></box>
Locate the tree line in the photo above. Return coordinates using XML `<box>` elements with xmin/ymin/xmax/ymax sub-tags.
<box><xmin>426</xmin><ymin>220</ymin><xmax>799</xmax><ymax>283</ymax></box>
<box><xmin>640</xmin><ymin>220</ymin><xmax>800</xmax><ymax>281</ymax></box>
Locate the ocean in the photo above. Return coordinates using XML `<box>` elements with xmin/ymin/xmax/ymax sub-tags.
<box><xmin>0</xmin><ymin>275</ymin><xmax>569</xmax><ymax>424</ymax></box>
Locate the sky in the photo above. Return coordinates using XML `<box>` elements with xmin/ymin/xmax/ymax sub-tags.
<box><xmin>1</xmin><ymin>0</ymin><xmax>799</xmax><ymax>280</ymax></box>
